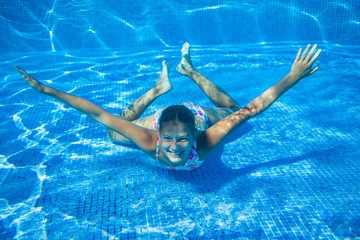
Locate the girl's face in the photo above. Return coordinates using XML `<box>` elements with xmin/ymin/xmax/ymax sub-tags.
<box><xmin>159</xmin><ymin>120</ymin><xmax>195</xmax><ymax>164</ymax></box>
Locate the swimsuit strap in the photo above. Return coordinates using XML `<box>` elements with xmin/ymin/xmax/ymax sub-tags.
<box><xmin>156</xmin><ymin>137</ymin><xmax>160</xmax><ymax>160</ymax></box>
<box><xmin>182</xmin><ymin>102</ymin><xmax>210</xmax><ymax>131</ymax></box>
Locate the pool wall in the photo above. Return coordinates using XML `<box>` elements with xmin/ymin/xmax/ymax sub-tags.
<box><xmin>1</xmin><ymin>0</ymin><xmax>359</xmax><ymax>53</ymax></box>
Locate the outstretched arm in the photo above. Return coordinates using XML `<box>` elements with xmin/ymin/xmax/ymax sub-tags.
<box><xmin>13</xmin><ymin>66</ymin><xmax>157</xmax><ymax>153</ymax></box>
<box><xmin>245</xmin><ymin>44</ymin><xmax>321</xmax><ymax>116</ymax></box>
<box><xmin>197</xmin><ymin>44</ymin><xmax>321</xmax><ymax>158</ymax></box>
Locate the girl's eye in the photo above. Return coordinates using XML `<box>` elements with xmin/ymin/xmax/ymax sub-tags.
<box><xmin>163</xmin><ymin>137</ymin><xmax>171</xmax><ymax>141</ymax></box>
<box><xmin>179</xmin><ymin>138</ymin><xmax>188</xmax><ymax>142</ymax></box>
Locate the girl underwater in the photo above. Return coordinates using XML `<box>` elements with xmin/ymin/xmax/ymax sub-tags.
<box><xmin>14</xmin><ymin>42</ymin><xmax>321</xmax><ymax>171</ymax></box>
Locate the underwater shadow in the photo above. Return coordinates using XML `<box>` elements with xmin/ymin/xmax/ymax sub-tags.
<box><xmin>112</xmin><ymin>141</ymin><xmax>141</xmax><ymax>150</ymax></box>
<box><xmin>158</xmin><ymin>123</ymin><xmax>255</xmax><ymax>193</ymax></box>
<box><xmin>165</xmin><ymin>143</ymin><xmax>351</xmax><ymax>194</ymax></box>
<box><xmin>223</xmin><ymin>122</ymin><xmax>253</xmax><ymax>144</ymax></box>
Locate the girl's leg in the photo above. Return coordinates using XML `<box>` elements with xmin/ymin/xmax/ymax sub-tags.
<box><xmin>107</xmin><ymin>60</ymin><xmax>172</xmax><ymax>144</ymax></box>
<box><xmin>118</xmin><ymin>60</ymin><xmax>171</xmax><ymax>121</ymax></box>
<box><xmin>176</xmin><ymin>42</ymin><xmax>241</xmax><ymax>110</ymax></box>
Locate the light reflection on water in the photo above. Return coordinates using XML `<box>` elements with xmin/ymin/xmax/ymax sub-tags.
<box><xmin>0</xmin><ymin>44</ymin><xmax>359</xmax><ymax>239</ymax></box>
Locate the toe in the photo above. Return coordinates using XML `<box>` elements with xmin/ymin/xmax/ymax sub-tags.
<box><xmin>181</xmin><ymin>42</ymin><xmax>190</xmax><ymax>55</ymax></box>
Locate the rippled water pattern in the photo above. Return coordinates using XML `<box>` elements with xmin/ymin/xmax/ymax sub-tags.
<box><xmin>1</xmin><ymin>0</ymin><xmax>359</xmax><ymax>53</ymax></box>
<box><xmin>1</xmin><ymin>44</ymin><xmax>360</xmax><ymax>239</ymax></box>
<box><xmin>1</xmin><ymin>0</ymin><xmax>360</xmax><ymax>239</ymax></box>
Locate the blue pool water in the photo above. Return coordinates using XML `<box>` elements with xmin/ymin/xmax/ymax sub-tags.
<box><xmin>1</xmin><ymin>1</ymin><xmax>360</xmax><ymax>239</ymax></box>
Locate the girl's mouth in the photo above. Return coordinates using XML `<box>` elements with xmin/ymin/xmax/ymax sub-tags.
<box><xmin>167</xmin><ymin>150</ymin><xmax>183</xmax><ymax>158</ymax></box>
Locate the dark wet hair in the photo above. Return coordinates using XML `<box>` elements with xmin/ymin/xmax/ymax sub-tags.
<box><xmin>159</xmin><ymin>105</ymin><xmax>196</xmax><ymax>134</ymax></box>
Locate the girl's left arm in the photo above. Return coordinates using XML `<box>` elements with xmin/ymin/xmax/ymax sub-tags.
<box><xmin>197</xmin><ymin>44</ymin><xmax>321</xmax><ymax>158</ymax></box>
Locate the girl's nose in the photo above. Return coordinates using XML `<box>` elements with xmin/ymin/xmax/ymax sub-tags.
<box><xmin>170</xmin><ymin>141</ymin><xmax>178</xmax><ymax>150</ymax></box>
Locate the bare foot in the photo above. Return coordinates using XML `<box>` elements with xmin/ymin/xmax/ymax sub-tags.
<box><xmin>176</xmin><ymin>42</ymin><xmax>195</xmax><ymax>76</ymax></box>
<box><xmin>154</xmin><ymin>60</ymin><xmax>172</xmax><ymax>95</ymax></box>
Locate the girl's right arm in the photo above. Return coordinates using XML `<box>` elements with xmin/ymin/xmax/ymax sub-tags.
<box><xmin>13</xmin><ymin>66</ymin><xmax>157</xmax><ymax>154</ymax></box>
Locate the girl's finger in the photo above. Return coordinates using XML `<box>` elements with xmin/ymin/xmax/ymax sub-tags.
<box><xmin>309</xmin><ymin>63</ymin><xmax>320</xmax><ymax>75</ymax></box>
<box><xmin>305</xmin><ymin>44</ymin><xmax>317</xmax><ymax>62</ymax></box>
<box><xmin>13</xmin><ymin>65</ymin><xmax>26</xmax><ymax>75</ymax></box>
<box><xmin>301</xmin><ymin>44</ymin><xmax>311</xmax><ymax>61</ymax></box>
<box><xmin>295</xmin><ymin>48</ymin><xmax>302</xmax><ymax>62</ymax></box>
<box><xmin>309</xmin><ymin>49</ymin><xmax>322</xmax><ymax>66</ymax></box>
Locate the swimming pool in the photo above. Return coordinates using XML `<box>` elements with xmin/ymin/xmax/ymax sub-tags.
<box><xmin>1</xmin><ymin>1</ymin><xmax>360</xmax><ymax>239</ymax></box>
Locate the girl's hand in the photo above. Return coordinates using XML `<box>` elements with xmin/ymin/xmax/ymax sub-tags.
<box><xmin>290</xmin><ymin>44</ymin><xmax>322</xmax><ymax>80</ymax></box>
<box><xmin>13</xmin><ymin>65</ymin><xmax>46</xmax><ymax>93</ymax></box>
